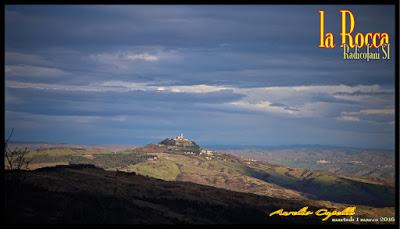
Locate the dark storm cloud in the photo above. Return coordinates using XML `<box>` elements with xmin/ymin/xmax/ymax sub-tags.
<box><xmin>4</xmin><ymin>5</ymin><xmax>396</xmax><ymax>148</ymax></box>
<box><xmin>5</xmin><ymin>87</ymin><xmax>245</xmax><ymax>117</ymax></box>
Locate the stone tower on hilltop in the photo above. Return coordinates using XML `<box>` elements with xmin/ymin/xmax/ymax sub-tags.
<box><xmin>159</xmin><ymin>133</ymin><xmax>200</xmax><ymax>154</ymax></box>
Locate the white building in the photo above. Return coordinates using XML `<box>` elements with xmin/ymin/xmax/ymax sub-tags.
<box><xmin>175</xmin><ymin>133</ymin><xmax>186</xmax><ymax>140</ymax></box>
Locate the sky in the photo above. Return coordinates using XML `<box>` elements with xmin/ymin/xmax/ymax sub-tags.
<box><xmin>5</xmin><ymin>5</ymin><xmax>396</xmax><ymax>149</ymax></box>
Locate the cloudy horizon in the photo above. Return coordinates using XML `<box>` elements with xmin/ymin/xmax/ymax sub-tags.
<box><xmin>5</xmin><ymin>5</ymin><xmax>396</xmax><ymax>149</ymax></box>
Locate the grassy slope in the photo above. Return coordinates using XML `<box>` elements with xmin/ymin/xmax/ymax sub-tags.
<box><xmin>245</xmin><ymin>161</ymin><xmax>395</xmax><ymax>207</ymax></box>
<box><xmin>120</xmin><ymin>152</ymin><xmax>395</xmax><ymax>208</ymax></box>
<box><xmin>125</xmin><ymin>157</ymin><xmax>180</xmax><ymax>181</ymax></box>
<box><xmin>23</xmin><ymin>147</ymin><xmax>395</xmax><ymax>209</ymax></box>
<box><xmin>122</xmin><ymin>153</ymin><xmax>308</xmax><ymax>200</ymax></box>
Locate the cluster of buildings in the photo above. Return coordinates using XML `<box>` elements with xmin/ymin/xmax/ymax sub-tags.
<box><xmin>159</xmin><ymin>134</ymin><xmax>217</xmax><ymax>158</ymax></box>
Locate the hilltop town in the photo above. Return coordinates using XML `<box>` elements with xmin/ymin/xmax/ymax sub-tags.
<box><xmin>138</xmin><ymin>134</ymin><xmax>215</xmax><ymax>158</ymax></box>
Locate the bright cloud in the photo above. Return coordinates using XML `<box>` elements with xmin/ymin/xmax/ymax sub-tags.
<box><xmin>91</xmin><ymin>51</ymin><xmax>159</xmax><ymax>63</ymax></box>
<box><xmin>7</xmin><ymin>80</ymin><xmax>229</xmax><ymax>94</ymax></box>
<box><xmin>226</xmin><ymin>84</ymin><xmax>393</xmax><ymax>120</ymax></box>
<box><xmin>125</xmin><ymin>53</ymin><xmax>159</xmax><ymax>61</ymax></box>
<box><xmin>338</xmin><ymin>109</ymin><xmax>395</xmax><ymax>123</ymax></box>
<box><xmin>338</xmin><ymin>115</ymin><xmax>361</xmax><ymax>122</ymax></box>
<box><xmin>230</xmin><ymin>100</ymin><xmax>299</xmax><ymax>115</ymax></box>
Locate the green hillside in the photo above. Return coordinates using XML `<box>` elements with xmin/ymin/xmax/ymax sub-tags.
<box><xmin>19</xmin><ymin>145</ymin><xmax>395</xmax><ymax>209</ymax></box>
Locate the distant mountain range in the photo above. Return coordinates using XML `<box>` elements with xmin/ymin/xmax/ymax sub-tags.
<box><xmin>204</xmin><ymin>144</ymin><xmax>394</xmax><ymax>152</ymax></box>
<box><xmin>8</xmin><ymin>141</ymin><xmax>394</xmax><ymax>151</ymax></box>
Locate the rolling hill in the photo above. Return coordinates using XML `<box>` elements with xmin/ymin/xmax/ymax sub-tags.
<box><xmin>7</xmin><ymin>141</ymin><xmax>396</xmax><ymax>223</ymax></box>
<box><xmin>4</xmin><ymin>165</ymin><xmax>394</xmax><ymax>224</ymax></box>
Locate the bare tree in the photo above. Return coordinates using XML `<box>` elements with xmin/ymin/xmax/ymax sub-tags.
<box><xmin>4</xmin><ymin>128</ymin><xmax>32</xmax><ymax>170</ymax></box>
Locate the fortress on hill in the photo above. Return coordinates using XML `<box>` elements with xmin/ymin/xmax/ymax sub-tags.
<box><xmin>159</xmin><ymin>134</ymin><xmax>201</xmax><ymax>155</ymax></box>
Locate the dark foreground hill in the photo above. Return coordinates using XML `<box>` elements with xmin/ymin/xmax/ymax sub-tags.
<box><xmin>4</xmin><ymin>164</ymin><xmax>329</xmax><ymax>224</ymax></box>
